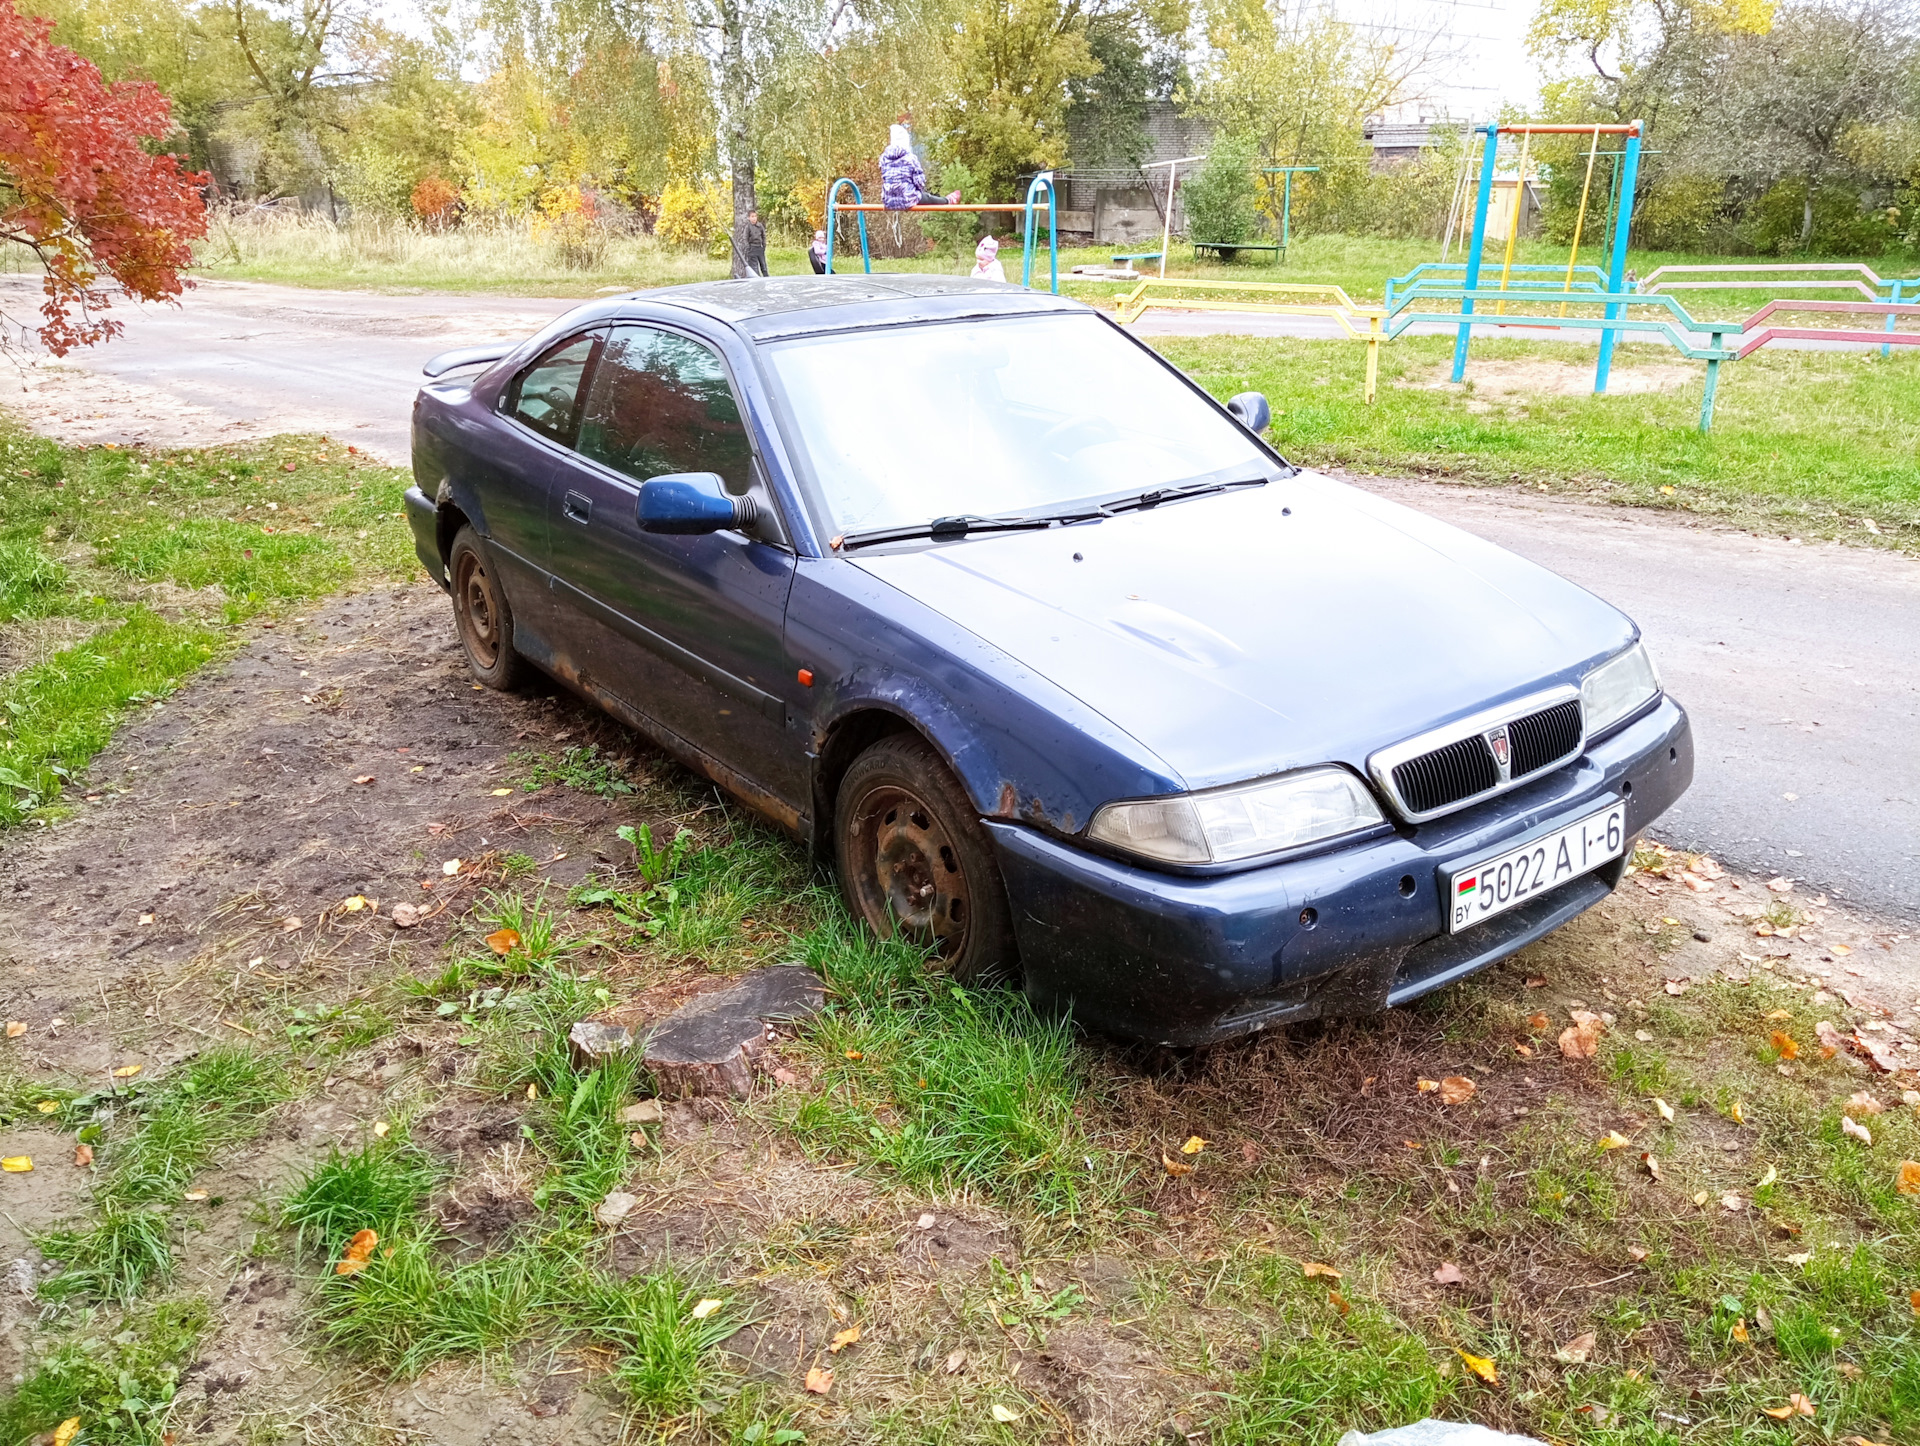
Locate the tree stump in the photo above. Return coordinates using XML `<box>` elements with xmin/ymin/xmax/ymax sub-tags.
<box><xmin>643</xmin><ymin>966</ymin><xmax>825</xmax><ymax>1099</ymax></box>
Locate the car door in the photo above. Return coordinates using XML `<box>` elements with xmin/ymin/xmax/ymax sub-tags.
<box><xmin>546</xmin><ymin>322</ymin><xmax>805</xmax><ymax>815</ymax></box>
<box><xmin>479</xmin><ymin>329</ymin><xmax>602</xmax><ymax>642</ymax></box>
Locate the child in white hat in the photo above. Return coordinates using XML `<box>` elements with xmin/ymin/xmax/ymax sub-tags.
<box><xmin>970</xmin><ymin>235</ymin><xmax>1006</xmax><ymax>282</ymax></box>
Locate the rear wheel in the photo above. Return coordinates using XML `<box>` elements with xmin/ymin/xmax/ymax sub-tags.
<box><xmin>834</xmin><ymin>733</ymin><xmax>1019</xmax><ymax>985</ymax></box>
<box><xmin>449</xmin><ymin>526</ymin><xmax>524</xmax><ymax>691</ymax></box>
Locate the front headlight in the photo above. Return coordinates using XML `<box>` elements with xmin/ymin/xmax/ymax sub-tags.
<box><xmin>1087</xmin><ymin>766</ymin><xmax>1386</xmax><ymax>866</ymax></box>
<box><xmin>1581</xmin><ymin>641</ymin><xmax>1661</xmax><ymax>738</ymax></box>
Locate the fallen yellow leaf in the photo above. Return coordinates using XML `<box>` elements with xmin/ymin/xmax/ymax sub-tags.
<box><xmin>1732</xmin><ymin>1318</ymin><xmax>1749</xmax><ymax>1343</ymax></box>
<box><xmin>1417</xmin><ymin>1078</ymin><xmax>1440</xmax><ymax>1093</ymax></box>
<box><xmin>5</xmin><ymin>1021</ymin><xmax>26</xmax><ymax>1038</ymax></box>
<box><xmin>112</xmin><ymin>1064</ymin><xmax>141</xmax><ymax>1079</ymax></box>
<box><xmin>183</xmin><ymin>1189</ymin><xmax>207</xmax><ymax>1201</ymax></box>
<box><xmin>690</xmin><ymin>1298</ymin><xmax>722</xmax><ymax>1320</ymax></box>
<box><xmin>490</xmin><ymin>787</ymin><xmax>512</xmax><ymax>796</ymax></box>
<box><xmin>1162</xmin><ymin>1152</ymin><xmax>1193</xmax><ymax>1177</ymax></box>
<box><xmin>36</xmin><ymin>1100</ymin><xmax>58</xmax><ymax>1113</ymax></box>
<box><xmin>1641</xmin><ymin>1153</ymin><xmax>1661</xmax><ymax>1180</ymax></box>
<box><xmin>829</xmin><ymin>1324</ymin><xmax>861</xmax><ymax>1353</ymax></box>
<box><xmin>844</xmin><ymin>1049</ymin><xmax>863</xmax><ymax>1061</ymax></box>
<box><xmin>1599</xmin><ymin>1130</ymin><xmax>1632</xmax><ymax>1151</ymax></box>
<box><xmin>1897</xmin><ymin>1161</ymin><xmax>1920</xmax><ymax>1195</ymax></box>
<box><xmin>1771</xmin><ymin>1031</ymin><xmax>1799</xmax><ymax>1060</ymax></box>
<box><xmin>1554</xmin><ymin>1331</ymin><xmax>1596</xmax><ymax>1364</ymax></box>
<box><xmin>1765</xmin><ymin>1009</ymin><xmax>1793</xmax><ymax>1021</ymax></box>
<box><xmin>339</xmin><ymin>895</ymin><xmax>371</xmax><ymax>913</ymax></box>
<box><xmin>1457</xmin><ymin>1349</ymin><xmax>1498</xmax><ymax>1384</ymax></box>
<box><xmin>1731</xmin><ymin>1101</ymin><xmax>1746</xmax><ymax>1125</ymax></box>
<box><xmin>442</xmin><ymin>859</ymin><xmax>462</xmax><ymax>875</ymax></box>
<box><xmin>485</xmin><ymin>927</ymin><xmax>521</xmax><ymax>955</ymax></box>
<box><xmin>1651</xmin><ymin>1097</ymin><xmax>1675</xmax><ymax>1122</ymax></box>
<box><xmin>804</xmin><ymin>1366</ymin><xmax>833</xmax><ymax>1395</ymax></box>
<box><xmin>73</xmin><ymin>1143</ymin><xmax>93</xmax><ymax>1167</ymax></box>
<box><xmin>1180</xmin><ymin>1135</ymin><xmax>1208</xmax><ymax>1155</ymax></box>
<box><xmin>1763</xmin><ymin>1405</ymin><xmax>1794</xmax><ymax>1420</ymax></box>
<box><xmin>1328</xmin><ymin>1289</ymin><xmax>1351</xmax><ymax>1315</ymax></box>
<box><xmin>52</xmin><ymin>1419</ymin><xmax>79</xmax><ymax>1446</ymax></box>
<box><xmin>1</xmin><ymin>1156</ymin><xmax>32</xmax><ymax>1173</ymax></box>
<box><xmin>990</xmin><ymin>1405</ymin><xmax>1019</xmax><ymax>1423</ymax></box>
<box><xmin>1790</xmin><ymin>1394</ymin><xmax>1816</xmax><ymax>1418</ymax></box>
<box><xmin>1526</xmin><ymin>1011</ymin><xmax>1550</xmax><ymax>1030</ymax></box>
<box><xmin>1758</xmin><ymin>1165</ymin><xmax>1778</xmax><ymax>1188</ymax></box>
<box><xmin>1302</xmin><ymin>1262</ymin><xmax>1343</xmax><ymax>1279</ymax></box>
<box><xmin>1439</xmin><ymin>1076</ymin><xmax>1477</xmax><ymax>1105</ymax></box>
<box><xmin>334</xmin><ymin>1228</ymin><xmax>379</xmax><ymax>1276</ymax></box>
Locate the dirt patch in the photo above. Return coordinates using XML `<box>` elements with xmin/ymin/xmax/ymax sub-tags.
<box><xmin>0</xmin><ymin>582</ymin><xmax>684</xmax><ymax>1083</ymax></box>
<box><xmin>1408</xmin><ymin>356</ymin><xmax>1702</xmax><ymax>407</ymax></box>
<box><xmin>1014</xmin><ymin>1320</ymin><xmax>1186</xmax><ymax>1441</ymax></box>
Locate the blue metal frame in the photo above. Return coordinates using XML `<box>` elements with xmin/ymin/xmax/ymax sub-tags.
<box><xmin>1450</xmin><ymin>124</ymin><xmax>1644</xmax><ymax>393</ymax></box>
<box><xmin>1021</xmin><ymin>172</ymin><xmax>1059</xmax><ymax>294</ymax></box>
<box><xmin>823</xmin><ymin>178</ymin><xmax>869</xmax><ymax>277</ymax></box>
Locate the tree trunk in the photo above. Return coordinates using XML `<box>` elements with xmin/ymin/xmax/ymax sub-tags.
<box><xmin>1800</xmin><ymin>177</ymin><xmax>1815</xmax><ymax>250</ymax></box>
<box><xmin>719</xmin><ymin>0</ymin><xmax>756</xmax><ymax>279</ymax></box>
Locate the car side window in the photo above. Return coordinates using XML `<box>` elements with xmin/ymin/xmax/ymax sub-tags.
<box><xmin>575</xmin><ymin>325</ymin><xmax>752</xmax><ymax>492</ymax></box>
<box><xmin>506</xmin><ymin>332</ymin><xmax>599</xmax><ymax>444</ymax></box>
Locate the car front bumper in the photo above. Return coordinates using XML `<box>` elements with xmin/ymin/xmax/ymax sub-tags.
<box><xmin>987</xmin><ymin>695</ymin><xmax>1692</xmax><ymax>1045</ymax></box>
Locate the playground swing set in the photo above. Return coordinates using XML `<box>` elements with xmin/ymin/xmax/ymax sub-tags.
<box><xmin>823</xmin><ymin>173</ymin><xmax>1064</xmax><ymax>293</ymax></box>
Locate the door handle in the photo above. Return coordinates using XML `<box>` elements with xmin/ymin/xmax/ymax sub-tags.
<box><xmin>562</xmin><ymin>491</ymin><xmax>592</xmax><ymax>524</ymax></box>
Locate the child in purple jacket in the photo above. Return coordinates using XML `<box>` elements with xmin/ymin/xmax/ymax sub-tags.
<box><xmin>880</xmin><ymin>120</ymin><xmax>960</xmax><ymax>209</ymax></box>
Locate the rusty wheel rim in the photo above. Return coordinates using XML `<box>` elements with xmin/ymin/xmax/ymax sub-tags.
<box><xmin>454</xmin><ymin>548</ymin><xmax>501</xmax><ymax>669</ymax></box>
<box><xmin>847</xmin><ymin>782</ymin><xmax>971</xmax><ymax>957</ymax></box>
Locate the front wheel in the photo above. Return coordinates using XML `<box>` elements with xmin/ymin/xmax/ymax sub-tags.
<box><xmin>448</xmin><ymin>526</ymin><xmax>524</xmax><ymax>691</ymax></box>
<box><xmin>833</xmin><ymin>733</ymin><xmax>1019</xmax><ymax>985</ymax></box>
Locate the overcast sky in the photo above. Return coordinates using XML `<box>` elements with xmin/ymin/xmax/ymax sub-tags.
<box><xmin>1330</xmin><ymin>0</ymin><xmax>1544</xmax><ymax>119</ymax></box>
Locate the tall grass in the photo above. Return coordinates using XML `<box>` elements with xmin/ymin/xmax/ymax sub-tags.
<box><xmin>781</xmin><ymin>915</ymin><xmax>1130</xmax><ymax>1220</ymax></box>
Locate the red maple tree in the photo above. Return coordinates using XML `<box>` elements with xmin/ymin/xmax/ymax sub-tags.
<box><xmin>1</xmin><ymin>0</ymin><xmax>207</xmax><ymax>355</ymax></box>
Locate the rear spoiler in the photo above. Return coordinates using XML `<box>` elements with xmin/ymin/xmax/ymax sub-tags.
<box><xmin>422</xmin><ymin>344</ymin><xmax>511</xmax><ymax>379</ymax></box>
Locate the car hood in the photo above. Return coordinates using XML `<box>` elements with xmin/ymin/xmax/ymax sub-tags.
<box><xmin>850</xmin><ymin>472</ymin><xmax>1638</xmax><ymax>791</ymax></box>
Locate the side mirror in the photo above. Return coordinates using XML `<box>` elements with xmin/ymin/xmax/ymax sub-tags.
<box><xmin>1226</xmin><ymin>391</ymin><xmax>1271</xmax><ymax>435</ymax></box>
<box><xmin>637</xmin><ymin>472</ymin><xmax>759</xmax><ymax>535</ymax></box>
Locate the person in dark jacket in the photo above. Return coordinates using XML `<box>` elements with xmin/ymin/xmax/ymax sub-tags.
<box><xmin>743</xmin><ymin>210</ymin><xmax>768</xmax><ymax>276</ymax></box>
<box><xmin>879</xmin><ymin>120</ymin><xmax>960</xmax><ymax>209</ymax></box>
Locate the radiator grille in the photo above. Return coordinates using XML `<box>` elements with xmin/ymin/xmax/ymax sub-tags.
<box><xmin>1509</xmin><ymin>699</ymin><xmax>1583</xmax><ymax>778</ymax></box>
<box><xmin>1392</xmin><ymin>736</ymin><xmax>1498</xmax><ymax>816</ymax></box>
<box><xmin>1388</xmin><ymin>699</ymin><xmax>1585</xmax><ymax>817</ymax></box>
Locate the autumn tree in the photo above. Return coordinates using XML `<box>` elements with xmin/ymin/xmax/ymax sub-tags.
<box><xmin>1</xmin><ymin>0</ymin><xmax>207</xmax><ymax>354</ymax></box>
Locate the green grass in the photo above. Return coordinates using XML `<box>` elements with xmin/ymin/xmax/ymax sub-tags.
<box><xmin>780</xmin><ymin>915</ymin><xmax>1129</xmax><ymax>1220</ymax></box>
<box><xmin>283</xmin><ymin>1138</ymin><xmax>444</xmax><ymax>1260</ymax></box>
<box><xmin>0</xmin><ymin>1298</ymin><xmax>209</xmax><ymax>1446</ymax></box>
<box><xmin>511</xmin><ymin>742</ymin><xmax>635</xmax><ymax>797</ymax></box>
<box><xmin>1215</xmin><ymin>1306</ymin><xmax>1458</xmax><ymax>1445</ymax></box>
<box><xmin>0</xmin><ymin>424</ymin><xmax>416</xmax><ymax>824</ymax></box>
<box><xmin>159</xmin><ymin>213</ymin><xmax>1918</xmax><ymax>305</ymax></box>
<box><xmin>1160</xmin><ymin>333</ymin><xmax>1920</xmax><ymax>544</ymax></box>
<box><xmin>36</xmin><ymin>1048</ymin><xmax>289</xmax><ymax>1302</ymax></box>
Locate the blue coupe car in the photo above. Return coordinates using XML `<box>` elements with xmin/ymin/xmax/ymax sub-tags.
<box><xmin>406</xmin><ymin>275</ymin><xmax>1692</xmax><ymax>1045</ymax></box>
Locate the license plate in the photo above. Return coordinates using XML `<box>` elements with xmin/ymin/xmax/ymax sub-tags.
<box><xmin>1444</xmin><ymin>803</ymin><xmax>1627</xmax><ymax>934</ymax></box>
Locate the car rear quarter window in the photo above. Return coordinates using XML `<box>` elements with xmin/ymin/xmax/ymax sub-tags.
<box><xmin>575</xmin><ymin>326</ymin><xmax>752</xmax><ymax>492</ymax></box>
<box><xmin>507</xmin><ymin>332</ymin><xmax>598</xmax><ymax>443</ymax></box>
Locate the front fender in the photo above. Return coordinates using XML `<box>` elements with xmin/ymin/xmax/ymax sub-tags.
<box><xmin>789</xmin><ymin>558</ymin><xmax>1181</xmax><ymax>840</ymax></box>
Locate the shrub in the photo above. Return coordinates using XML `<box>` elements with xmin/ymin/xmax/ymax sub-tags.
<box><xmin>411</xmin><ymin>174</ymin><xmax>461</xmax><ymax>229</ymax></box>
<box><xmin>1183</xmin><ymin>135</ymin><xmax>1260</xmax><ymax>244</ymax></box>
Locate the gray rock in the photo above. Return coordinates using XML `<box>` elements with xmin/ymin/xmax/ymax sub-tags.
<box><xmin>643</xmin><ymin>966</ymin><xmax>825</xmax><ymax>1099</ymax></box>
<box><xmin>1338</xmin><ymin>1423</ymin><xmax>1546</xmax><ymax>1446</ymax></box>
<box><xmin>569</xmin><ymin>1021</ymin><xmax>635</xmax><ymax>1066</ymax></box>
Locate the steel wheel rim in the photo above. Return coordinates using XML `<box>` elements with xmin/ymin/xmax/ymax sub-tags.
<box><xmin>847</xmin><ymin>782</ymin><xmax>970</xmax><ymax>956</ymax></box>
<box><xmin>455</xmin><ymin>550</ymin><xmax>500</xmax><ymax>668</ymax></box>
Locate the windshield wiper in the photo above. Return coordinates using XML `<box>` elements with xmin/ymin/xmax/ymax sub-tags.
<box><xmin>1098</xmin><ymin>475</ymin><xmax>1274</xmax><ymax>516</ymax></box>
<box><xmin>834</xmin><ymin>475</ymin><xmax>1283</xmax><ymax>551</ymax></box>
<box><xmin>837</xmin><ymin>512</ymin><xmax>1071</xmax><ymax>551</ymax></box>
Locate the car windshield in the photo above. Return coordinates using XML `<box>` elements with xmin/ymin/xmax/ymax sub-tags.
<box><xmin>763</xmin><ymin>312</ymin><xmax>1274</xmax><ymax>538</ymax></box>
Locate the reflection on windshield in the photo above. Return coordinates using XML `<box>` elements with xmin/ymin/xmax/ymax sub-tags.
<box><xmin>765</xmin><ymin>313</ymin><xmax>1270</xmax><ymax>537</ymax></box>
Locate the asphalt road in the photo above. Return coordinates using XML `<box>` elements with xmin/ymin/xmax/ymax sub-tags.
<box><xmin>6</xmin><ymin>275</ymin><xmax>1917</xmax><ymax>921</ymax></box>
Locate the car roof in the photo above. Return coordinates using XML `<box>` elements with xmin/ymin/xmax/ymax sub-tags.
<box><xmin>617</xmin><ymin>274</ymin><xmax>1085</xmax><ymax>340</ymax></box>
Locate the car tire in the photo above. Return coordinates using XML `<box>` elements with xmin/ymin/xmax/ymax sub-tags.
<box><xmin>834</xmin><ymin>733</ymin><xmax>1019</xmax><ymax>986</ymax></box>
<box><xmin>448</xmin><ymin>526</ymin><xmax>525</xmax><ymax>691</ymax></box>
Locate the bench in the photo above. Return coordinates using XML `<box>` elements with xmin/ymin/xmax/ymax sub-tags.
<box><xmin>1111</xmin><ymin>250</ymin><xmax>1163</xmax><ymax>266</ymax></box>
<box><xmin>1194</xmin><ymin>241</ymin><xmax>1281</xmax><ymax>262</ymax></box>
